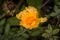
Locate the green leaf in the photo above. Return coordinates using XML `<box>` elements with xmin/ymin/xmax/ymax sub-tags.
<box><xmin>46</xmin><ymin>30</ymin><xmax>51</xmax><ymax>34</ymax></box>
<box><xmin>53</xmin><ymin>36</ymin><xmax>59</xmax><ymax>40</ymax></box>
<box><xmin>47</xmin><ymin>24</ymin><xmax>53</xmax><ymax>32</ymax></box>
<box><xmin>7</xmin><ymin>17</ymin><xmax>19</xmax><ymax>26</ymax></box>
<box><xmin>0</xmin><ymin>19</ymin><xmax>5</xmax><ymax>34</ymax></box>
<box><xmin>27</xmin><ymin>0</ymin><xmax>43</xmax><ymax>7</ymax></box>
<box><xmin>55</xmin><ymin>0</ymin><xmax>60</xmax><ymax>4</ymax></box>
<box><xmin>54</xmin><ymin>6</ymin><xmax>59</xmax><ymax>12</ymax></box>
<box><xmin>50</xmin><ymin>5</ymin><xmax>60</xmax><ymax>17</ymax></box>
<box><xmin>20</xmin><ymin>27</ymin><xmax>24</xmax><ymax>31</ymax></box>
<box><xmin>0</xmin><ymin>18</ymin><xmax>5</xmax><ymax>26</ymax></box>
<box><xmin>53</xmin><ymin>29</ymin><xmax>59</xmax><ymax>35</ymax></box>
<box><xmin>59</xmin><ymin>24</ymin><xmax>60</xmax><ymax>28</ymax></box>
<box><xmin>22</xmin><ymin>33</ymin><xmax>29</xmax><ymax>39</ymax></box>
<box><xmin>50</xmin><ymin>12</ymin><xmax>57</xmax><ymax>17</ymax></box>
<box><xmin>4</xmin><ymin>23</ymin><xmax>10</xmax><ymax>35</ymax></box>
<box><xmin>42</xmin><ymin>33</ymin><xmax>49</xmax><ymax>38</ymax></box>
<box><xmin>19</xmin><ymin>36</ymin><xmax>27</xmax><ymax>40</ymax></box>
<box><xmin>49</xmin><ymin>38</ymin><xmax>53</xmax><ymax>40</ymax></box>
<box><xmin>31</xmin><ymin>30</ymin><xmax>41</xmax><ymax>36</ymax></box>
<box><xmin>0</xmin><ymin>26</ymin><xmax>3</xmax><ymax>33</ymax></box>
<box><xmin>20</xmin><ymin>5</ymin><xmax>25</xmax><ymax>11</ymax></box>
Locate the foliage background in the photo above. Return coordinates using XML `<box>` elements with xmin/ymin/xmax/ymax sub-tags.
<box><xmin>0</xmin><ymin>0</ymin><xmax>60</xmax><ymax>40</ymax></box>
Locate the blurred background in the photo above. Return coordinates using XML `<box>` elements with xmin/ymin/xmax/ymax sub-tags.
<box><xmin>0</xmin><ymin>0</ymin><xmax>60</xmax><ymax>40</ymax></box>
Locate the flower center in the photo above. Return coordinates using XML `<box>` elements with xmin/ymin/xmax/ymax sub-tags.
<box><xmin>26</xmin><ymin>17</ymin><xmax>35</xmax><ymax>25</ymax></box>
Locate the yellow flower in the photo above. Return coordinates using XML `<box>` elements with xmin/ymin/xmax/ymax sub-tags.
<box><xmin>16</xmin><ymin>6</ymin><xmax>47</xmax><ymax>30</ymax></box>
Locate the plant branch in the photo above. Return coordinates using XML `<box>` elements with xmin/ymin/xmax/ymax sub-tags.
<box><xmin>0</xmin><ymin>13</ymin><xmax>6</xmax><ymax>19</ymax></box>
<box><xmin>41</xmin><ymin>0</ymin><xmax>50</xmax><ymax>8</ymax></box>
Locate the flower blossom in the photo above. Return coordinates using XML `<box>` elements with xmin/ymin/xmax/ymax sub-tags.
<box><xmin>16</xmin><ymin>6</ymin><xmax>47</xmax><ymax>30</ymax></box>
